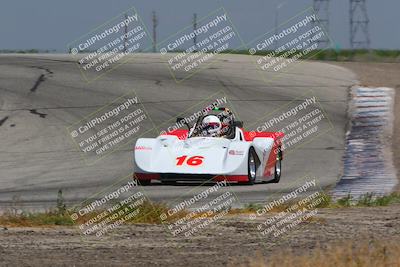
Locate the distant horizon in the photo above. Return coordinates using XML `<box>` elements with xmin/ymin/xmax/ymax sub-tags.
<box><xmin>0</xmin><ymin>0</ymin><xmax>398</xmax><ymax>51</ymax></box>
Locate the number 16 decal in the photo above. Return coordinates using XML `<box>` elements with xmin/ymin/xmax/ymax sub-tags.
<box><xmin>176</xmin><ymin>155</ymin><xmax>204</xmax><ymax>166</ymax></box>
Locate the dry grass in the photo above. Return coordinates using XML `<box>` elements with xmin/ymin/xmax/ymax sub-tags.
<box><xmin>0</xmin><ymin>200</ymin><xmax>189</xmax><ymax>227</ymax></box>
<box><xmin>231</xmin><ymin>240</ymin><xmax>400</xmax><ymax>267</ymax></box>
<box><xmin>1</xmin><ymin>192</ymin><xmax>399</xmax><ymax>227</ymax></box>
<box><xmin>0</xmin><ymin>211</ymin><xmax>73</xmax><ymax>227</ymax></box>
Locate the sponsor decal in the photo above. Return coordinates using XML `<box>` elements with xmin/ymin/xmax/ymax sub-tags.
<box><xmin>135</xmin><ymin>146</ymin><xmax>152</xmax><ymax>150</ymax></box>
<box><xmin>228</xmin><ymin>150</ymin><xmax>244</xmax><ymax>155</ymax></box>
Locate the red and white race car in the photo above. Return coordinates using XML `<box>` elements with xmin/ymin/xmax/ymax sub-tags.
<box><xmin>134</xmin><ymin>108</ymin><xmax>283</xmax><ymax>185</ymax></box>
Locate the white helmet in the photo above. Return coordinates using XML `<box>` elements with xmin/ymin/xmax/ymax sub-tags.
<box><xmin>201</xmin><ymin>115</ymin><xmax>222</xmax><ymax>137</ymax></box>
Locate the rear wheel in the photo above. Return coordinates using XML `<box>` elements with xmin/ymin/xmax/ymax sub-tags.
<box><xmin>270</xmin><ymin>147</ymin><xmax>282</xmax><ymax>183</ymax></box>
<box><xmin>247</xmin><ymin>147</ymin><xmax>257</xmax><ymax>185</ymax></box>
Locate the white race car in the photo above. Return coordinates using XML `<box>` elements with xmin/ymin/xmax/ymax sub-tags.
<box><xmin>134</xmin><ymin>108</ymin><xmax>283</xmax><ymax>185</ymax></box>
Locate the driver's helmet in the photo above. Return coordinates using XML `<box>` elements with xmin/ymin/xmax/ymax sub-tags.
<box><xmin>201</xmin><ymin>115</ymin><xmax>222</xmax><ymax>137</ymax></box>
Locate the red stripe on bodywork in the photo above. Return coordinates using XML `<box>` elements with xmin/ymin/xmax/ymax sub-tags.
<box><xmin>264</xmin><ymin>145</ymin><xmax>279</xmax><ymax>177</ymax></box>
<box><xmin>242</xmin><ymin>131</ymin><xmax>283</xmax><ymax>177</ymax></box>
<box><xmin>243</xmin><ymin>131</ymin><xmax>284</xmax><ymax>142</ymax></box>
<box><xmin>161</xmin><ymin>129</ymin><xmax>189</xmax><ymax>140</ymax></box>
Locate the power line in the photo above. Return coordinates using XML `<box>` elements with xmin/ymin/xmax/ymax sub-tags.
<box><xmin>152</xmin><ymin>11</ymin><xmax>158</xmax><ymax>53</ymax></box>
<box><xmin>123</xmin><ymin>13</ymin><xmax>128</xmax><ymax>53</ymax></box>
<box><xmin>274</xmin><ymin>2</ymin><xmax>286</xmax><ymax>51</ymax></box>
<box><xmin>193</xmin><ymin>13</ymin><xmax>197</xmax><ymax>51</ymax></box>
<box><xmin>312</xmin><ymin>0</ymin><xmax>330</xmax><ymax>47</ymax></box>
<box><xmin>350</xmin><ymin>0</ymin><xmax>370</xmax><ymax>49</ymax></box>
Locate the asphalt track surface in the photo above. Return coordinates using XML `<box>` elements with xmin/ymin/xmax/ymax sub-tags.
<box><xmin>0</xmin><ymin>54</ymin><xmax>357</xmax><ymax>209</ymax></box>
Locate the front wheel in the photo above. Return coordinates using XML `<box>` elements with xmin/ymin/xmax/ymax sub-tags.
<box><xmin>270</xmin><ymin>147</ymin><xmax>282</xmax><ymax>183</ymax></box>
<box><xmin>246</xmin><ymin>147</ymin><xmax>258</xmax><ymax>185</ymax></box>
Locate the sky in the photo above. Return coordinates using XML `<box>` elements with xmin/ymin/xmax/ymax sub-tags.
<box><xmin>0</xmin><ymin>0</ymin><xmax>398</xmax><ymax>51</ymax></box>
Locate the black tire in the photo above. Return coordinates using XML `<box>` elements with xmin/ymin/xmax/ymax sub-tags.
<box><xmin>246</xmin><ymin>147</ymin><xmax>258</xmax><ymax>185</ymax></box>
<box><xmin>137</xmin><ymin>179</ymin><xmax>151</xmax><ymax>186</ymax></box>
<box><xmin>270</xmin><ymin>147</ymin><xmax>282</xmax><ymax>183</ymax></box>
<box><xmin>161</xmin><ymin>180</ymin><xmax>177</xmax><ymax>186</ymax></box>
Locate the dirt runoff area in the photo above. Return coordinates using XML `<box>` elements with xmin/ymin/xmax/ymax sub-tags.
<box><xmin>333</xmin><ymin>62</ymin><xmax>400</xmax><ymax>191</ymax></box>
<box><xmin>0</xmin><ymin>205</ymin><xmax>400</xmax><ymax>267</ymax></box>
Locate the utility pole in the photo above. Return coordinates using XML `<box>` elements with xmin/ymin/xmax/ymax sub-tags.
<box><xmin>152</xmin><ymin>11</ymin><xmax>158</xmax><ymax>53</ymax></box>
<box><xmin>193</xmin><ymin>13</ymin><xmax>198</xmax><ymax>51</ymax></box>
<box><xmin>312</xmin><ymin>0</ymin><xmax>330</xmax><ymax>47</ymax></box>
<box><xmin>123</xmin><ymin>13</ymin><xmax>128</xmax><ymax>53</ymax></box>
<box><xmin>350</xmin><ymin>0</ymin><xmax>370</xmax><ymax>49</ymax></box>
<box><xmin>274</xmin><ymin>2</ymin><xmax>285</xmax><ymax>52</ymax></box>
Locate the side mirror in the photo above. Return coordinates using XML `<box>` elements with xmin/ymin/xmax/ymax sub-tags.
<box><xmin>233</xmin><ymin>121</ymin><xmax>243</xmax><ymax>128</ymax></box>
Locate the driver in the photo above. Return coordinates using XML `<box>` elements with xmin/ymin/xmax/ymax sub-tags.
<box><xmin>200</xmin><ymin>115</ymin><xmax>222</xmax><ymax>137</ymax></box>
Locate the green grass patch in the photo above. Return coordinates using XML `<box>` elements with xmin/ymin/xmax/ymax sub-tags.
<box><xmin>324</xmin><ymin>192</ymin><xmax>400</xmax><ymax>208</ymax></box>
<box><xmin>316</xmin><ymin>192</ymin><xmax>400</xmax><ymax>208</ymax></box>
<box><xmin>221</xmin><ymin>49</ymin><xmax>400</xmax><ymax>62</ymax></box>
